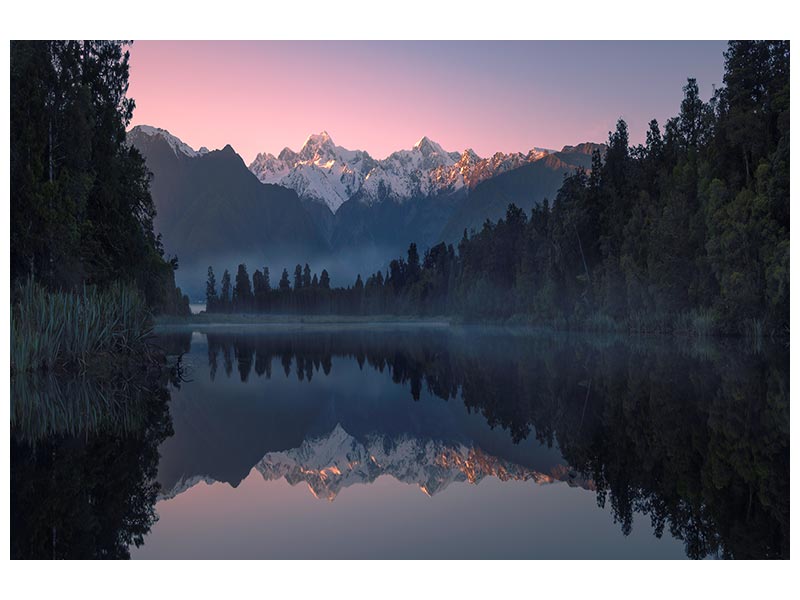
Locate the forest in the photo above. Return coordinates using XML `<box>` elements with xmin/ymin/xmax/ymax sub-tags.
<box><xmin>10</xmin><ymin>41</ymin><xmax>190</xmax><ymax>316</ymax></box>
<box><xmin>207</xmin><ymin>41</ymin><xmax>789</xmax><ymax>337</ymax></box>
<box><xmin>10</xmin><ymin>41</ymin><xmax>191</xmax><ymax>376</ymax></box>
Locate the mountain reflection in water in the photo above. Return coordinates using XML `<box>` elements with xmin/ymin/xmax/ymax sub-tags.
<box><xmin>11</xmin><ymin>325</ymin><xmax>789</xmax><ymax>559</ymax></box>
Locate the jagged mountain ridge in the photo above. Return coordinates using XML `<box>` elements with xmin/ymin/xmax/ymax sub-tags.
<box><xmin>249</xmin><ymin>131</ymin><xmax>555</xmax><ymax>212</ymax></box>
<box><xmin>128</xmin><ymin>124</ymin><xmax>210</xmax><ymax>158</ymax></box>
<box><xmin>160</xmin><ymin>423</ymin><xmax>593</xmax><ymax>502</ymax></box>
<box><xmin>250</xmin><ymin>131</ymin><xmax>376</xmax><ymax>213</ymax></box>
<box><xmin>440</xmin><ymin>144</ymin><xmax>604</xmax><ymax>242</ymax></box>
<box><xmin>250</xmin><ymin>131</ymin><xmax>603</xmax><ymax>256</ymax></box>
<box><xmin>128</xmin><ymin>124</ymin><xmax>604</xmax><ymax>294</ymax></box>
<box><xmin>127</xmin><ymin>125</ymin><xmax>328</xmax><ymax>298</ymax></box>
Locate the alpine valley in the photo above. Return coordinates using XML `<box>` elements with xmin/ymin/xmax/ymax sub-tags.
<box><xmin>128</xmin><ymin>125</ymin><xmax>604</xmax><ymax>298</ymax></box>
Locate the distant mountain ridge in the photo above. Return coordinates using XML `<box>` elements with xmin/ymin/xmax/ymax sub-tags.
<box><xmin>127</xmin><ymin>125</ymin><xmax>327</xmax><ymax>297</ymax></box>
<box><xmin>129</xmin><ymin>125</ymin><xmax>210</xmax><ymax>158</ymax></box>
<box><xmin>128</xmin><ymin>124</ymin><xmax>604</xmax><ymax>295</ymax></box>
<box><xmin>250</xmin><ymin>131</ymin><xmax>376</xmax><ymax>212</ymax></box>
<box><xmin>160</xmin><ymin>423</ymin><xmax>593</xmax><ymax>502</ymax></box>
<box><xmin>249</xmin><ymin>131</ymin><xmax>556</xmax><ymax>212</ymax></box>
<box><xmin>441</xmin><ymin>145</ymin><xmax>602</xmax><ymax>242</ymax></box>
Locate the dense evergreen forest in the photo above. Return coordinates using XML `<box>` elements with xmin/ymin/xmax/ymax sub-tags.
<box><xmin>208</xmin><ymin>41</ymin><xmax>789</xmax><ymax>337</ymax></box>
<box><xmin>10</xmin><ymin>41</ymin><xmax>190</xmax><ymax>315</ymax></box>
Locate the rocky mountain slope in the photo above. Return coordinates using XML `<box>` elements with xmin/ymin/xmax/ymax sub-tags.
<box><xmin>127</xmin><ymin>125</ymin><xmax>327</xmax><ymax>297</ymax></box>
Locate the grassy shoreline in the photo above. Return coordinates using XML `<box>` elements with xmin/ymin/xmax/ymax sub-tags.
<box><xmin>11</xmin><ymin>279</ymin><xmax>165</xmax><ymax>376</ymax></box>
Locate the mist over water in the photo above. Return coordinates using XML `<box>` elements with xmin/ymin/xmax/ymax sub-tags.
<box><xmin>177</xmin><ymin>245</ymin><xmax>401</xmax><ymax>301</ymax></box>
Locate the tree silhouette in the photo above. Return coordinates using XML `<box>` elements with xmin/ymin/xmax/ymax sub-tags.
<box><xmin>206</xmin><ymin>266</ymin><xmax>218</xmax><ymax>311</ymax></box>
<box><xmin>10</xmin><ymin>41</ymin><xmax>189</xmax><ymax>314</ymax></box>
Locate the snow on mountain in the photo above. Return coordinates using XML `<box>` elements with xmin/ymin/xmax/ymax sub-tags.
<box><xmin>358</xmin><ymin>136</ymin><xmax>462</xmax><ymax>203</ymax></box>
<box><xmin>560</xmin><ymin>142</ymin><xmax>601</xmax><ymax>155</ymax></box>
<box><xmin>430</xmin><ymin>147</ymin><xmax>552</xmax><ymax>193</ymax></box>
<box><xmin>127</xmin><ymin>125</ymin><xmax>210</xmax><ymax>158</ymax></box>
<box><xmin>159</xmin><ymin>473</ymin><xmax>217</xmax><ymax>501</ymax></box>
<box><xmin>249</xmin><ymin>131</ymin><xmax>375</xmax><ymax>212</ymax></box>
<box><xmin>249</xmin><ymin>152</ymin><xmax>291</xmax><ymax>183</ymax></box>
<box><xmin>127</xmin><ymin>124</ymin><xmax>581</xmax><ymax>216</ymax></box>
<box><xmin>249</xmin><ymin>132</ymin><xmax>556</xmax><ymax>212</ymax></box>
<box><xmin>253</xmin><ymin>424</ymin><xmax>593</xmax><ymax>501</ymax></box>
<box><xmin>158</xmin><ymin>423</ymin><xmax>594</xmax><ymax>502</ymax></box>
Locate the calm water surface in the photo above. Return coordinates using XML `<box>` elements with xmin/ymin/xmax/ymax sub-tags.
<box><xmin>11</xmin><ymin>325</ymin><xmax>789</xmax><ymax>559</ymax></box>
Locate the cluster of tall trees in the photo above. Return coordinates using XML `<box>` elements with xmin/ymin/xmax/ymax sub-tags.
<box><xmin>10</xmin><ymin>41</ymin><xmax>189</xmax><ymax>315</ymax></box>
<box><xmin>516</xmin><ymin>40</ymin><xmax>789</xmax><ymax>335</ymax></box>
<box><xmin>205</xmin><ymin>243</ymin><xmax>451</xmax><ymax>316</ymax></box>
<box><xmin>205</xmin><ymin>262</ymin><xmax>366</xmax><ymax>314</ymax></box>
<box><xmin>206</xmin><ymin>42</ymin><xmax>788</xmax><ymax>336</ymax></box>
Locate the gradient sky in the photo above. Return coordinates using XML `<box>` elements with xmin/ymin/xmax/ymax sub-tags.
<box><xmin>127</xmin><ymin>41</ymin><xmax>728</xmax><ymax>164</ymax></box>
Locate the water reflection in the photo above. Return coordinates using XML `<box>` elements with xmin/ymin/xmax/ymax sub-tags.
<box><xmin>10</xmin><ymin>325</ymin><xmax>789</xmax><ymax>559</ymax></box>
<box><xmin>153</xmin><ymin>326</ymin><xmax>788</xmax><ymax>560</ymax></box>
<box><xmin>10</xmin><ymin>372</ymin><xmax>174</xmax><ymax>559</ymax></box>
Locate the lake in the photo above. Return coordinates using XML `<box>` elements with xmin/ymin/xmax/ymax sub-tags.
<box><xmin>10</xmin><ymin>324</ymin><xmax>789</xmax><ymax>559</ymax></box>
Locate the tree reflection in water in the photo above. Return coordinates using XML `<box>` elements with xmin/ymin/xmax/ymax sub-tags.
<box><xmin>187</xmin><ymin>327</ymin><xmax>788</xmax><ymax>559</ymax></box>
<box><xmin>10</xmin><ymin>372</ymin><xmax>175</xmax><ymax>559</ymax></box>
<box><xmin>10</xmin><ymin>327</ymin><xmax>788</xmax><ymax>559</ymax></box>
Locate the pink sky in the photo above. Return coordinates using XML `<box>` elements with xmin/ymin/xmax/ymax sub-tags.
<box><xmin>127</xmin><ymin>41</ymin><xmax>726</xmax><ymax>164</ymax></box>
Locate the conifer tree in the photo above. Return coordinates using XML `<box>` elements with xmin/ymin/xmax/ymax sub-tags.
<box><xmin>279</xmin><ymin>268</ymin><xmax>291</xmax><ymax>291</ymax></box>
<box><xmin>294</xmin><ymin>264</ymin><xmax>303</xmax><ymax>290</ymax></box>
<box><xmin>220</xmin><ymin>269</ymin><xmax>232</xmax><ymax>311</ymax></box>
<box><xmin>319</xmin><ymin>270</ymin><xmax>331</xmax><ymax>290</ymax></box>
<box><xmin>206</xmin><ymin>266</ymin><xmax>218</xmax><ymax>310</ymax></box>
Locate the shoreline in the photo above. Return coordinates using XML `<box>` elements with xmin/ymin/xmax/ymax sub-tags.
<box><xmin>155</xmin><ymin>313</ymin><xmax>453</xmax><ymax>327</ymax></box>
<box><xmin>151</xmin><ymin>313</ymin><xmax>785</xmax><ymax>350</ymax></box>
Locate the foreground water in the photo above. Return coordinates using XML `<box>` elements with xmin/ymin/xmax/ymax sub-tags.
<box><xmin>11</xmin><ymin>325</ymin><xmax>789</xmax><ymax>559</ymax></box>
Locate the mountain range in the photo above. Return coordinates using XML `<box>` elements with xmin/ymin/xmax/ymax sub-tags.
<box><xmin>249</xmin><ymin>131</ymin><xmax>552</xmax><ymax>211</ymax></box>
<box><xmin>127</xmin><ymin>126</ymin><xmax>328</xmax><ymax>296</ymax></box>
<box><xmin>128</xmin><ymin>125</ymin><xmax>604</xmax><ymax>297</ymax></box>
<box><xmin>161</xmin><ymin>423</ymin><xmax>593</xmax><ymax>502</ymax></box>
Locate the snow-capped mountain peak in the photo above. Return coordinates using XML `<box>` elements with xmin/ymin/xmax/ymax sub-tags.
<box><xmin>247</xmin><ymin>131</ymin><xmax>567</xmax><ymax>212</ymax></box>
<box><xmin>461</xmin><ymin>148</ymin><xmax>480</xmax><ymax>162</ymax></box>
<box><xmin>297</xmin><ymin>131</ymin><xmax>336</xmax><ymax>161</ymax></box>
<box><xmin>249</xmin><ymin>132</ymin><xmax>376</xmax><ymax>212</ymax></box>
<box><xmin>304</xmin><ymin>130</ymin><xmax>332</xmax><ymax>146</ymax></box>
<box><xmin>130</xmin><ymin>124</ymin><xmax>591</xmax><ymax>215</ymax></box>
<box><xmin>249</xmin><ymin>151</ymin><xmax>290</xmax><ymax>183</ymax></box>
<box><xmin>413</xmin><ymin>135</ymin><xmax>446</xmax><ymax>156</ymax></box>
<box><xmin>127</xmin><ymin>125</ymin><xmax>209</xmax><ymax>158</ymax></box>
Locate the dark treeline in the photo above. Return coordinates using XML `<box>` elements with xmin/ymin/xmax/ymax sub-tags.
<box><xmin>205</xmin><ymin>259</ymin><xmax>402</xmax><ymax>315</ymax></box>
<box><xmin>10</xmin><ymin>41</ymin><xmax>189</xmax><ymax>315</ymax></box>
<box><xmin>167</xmin><ymin>327</ymin><xmax>788</xmax><ymax>559</ymax></box>
<box><xmin>208</xmin><ymin>42</ymin><xmax>788</xmax><ymax>336</ymax></box>
<box><xmin>205</xmin><ymin>262</ymin><xmax>361</xmax><ymax>314</ymax></box>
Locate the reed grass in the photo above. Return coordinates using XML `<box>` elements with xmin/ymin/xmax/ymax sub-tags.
<box><xmin>11</xmin><ymin>373</ymin><xmax>155</xmax><ymax>443</ymax></box>
<box><xmin>11</xmin><ymin>278</ymin><xmax>156</xmax><ymax>375</ymax></box>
